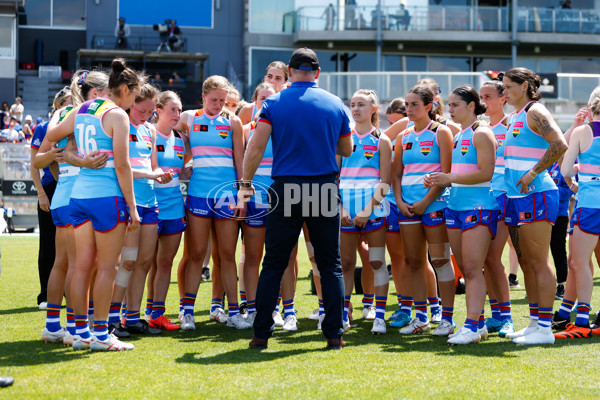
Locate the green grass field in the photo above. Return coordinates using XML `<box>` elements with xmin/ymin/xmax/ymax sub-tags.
<box><xmin>1</xmin><ymin>235</ymin><xmax>600</xmax><ymax>399</ymax></box>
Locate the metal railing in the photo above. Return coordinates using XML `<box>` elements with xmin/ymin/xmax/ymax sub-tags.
<box><xmin>294</xmin><ymin>5</ymin><xmax>600</xmax><ymax>35</ymax></box>
<box><xmin>91</xmin><ymin>34</ymin><xmax>188</xmax><ymax>52</ymax></box>
<box><xmin>318</xmin><ymin>71</ymin><xmax>600</xmax><ymax>103</ymax></box>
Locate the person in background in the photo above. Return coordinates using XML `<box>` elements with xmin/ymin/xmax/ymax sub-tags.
<box><xmin>115</xmin><ymin>17</ymin><xmax>130</xmax><ymax>49</ymax></box>
<box><xmin>0</xmin><ymin>102</ymin><xmax>9</xmax><ymax>129</ymax></box>
<box><xmin>22</xmin><ymin>115</ymin><xmax>33</xmax><ymax>142</ymax></box>
<box><xmin>1</xmin><ymin>117</ymin><xmax>22</xmax><ymax>143</ymax></box>
<box><xmin>10</xmin><ymin>97</ymin><xmax>24</xmax><ymax>124</ymax></box>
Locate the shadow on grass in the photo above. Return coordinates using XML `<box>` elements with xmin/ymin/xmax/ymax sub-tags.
<box><xmin>176</xmin><ymin>347</ymin><xmax>324</xmax><ymax>365</ymax></box>
<box><xmin>0</xmin><ymin>340</ymin><xmax>89</xmax><ymax>367</ymax></box>
<box><xmin>0</xmin><ymin>307</ymin><xmax>40</xmax><ymax>316</ymax></box>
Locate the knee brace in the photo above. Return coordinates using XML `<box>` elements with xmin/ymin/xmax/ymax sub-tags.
<box><xmin>429</xmin><ymin>243</ymin><xmax>454</xmax><ymax>282</ymax></box>
<box><xmin>369</xmin><ymin>247</ymin><xmax>388</xmax><ymax>287</ymax></box>
<box><xmin>115</xmin><ymin>265</ymin><xmax>132</xmax><ymax>288</ymax></box>
<box><xmin>121</xmin><ymin>246</ymin><xmax>138</xmax><ymax>263</ymax></box>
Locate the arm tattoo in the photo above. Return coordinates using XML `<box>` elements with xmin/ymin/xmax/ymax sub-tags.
<box><xmin>533</xmin><ymin>140</ymin><xmax>567</xmax><ymax>174</ymax></box>
<box><xmin>530</xmin><ymin>109</ymin><xmax>554</xmax><ymax>138</ymax></box>
<box><xmin>508</xmin><ymin>226</ymin><xmax>522</xmax><ymax>259</ymax></box>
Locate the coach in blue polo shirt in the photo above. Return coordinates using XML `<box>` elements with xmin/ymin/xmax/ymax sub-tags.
<box><xmin>239</xmin><ymin>47</ymin><xmax>353</xmax><ymax>350</ymax></box>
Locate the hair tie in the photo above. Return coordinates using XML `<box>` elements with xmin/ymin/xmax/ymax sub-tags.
<box><xmin>433</xmin><ymin>101</ymin><xmax>439</xmax><ymax>106</ymax></box>
<box><xmin>437</xmin><ymin>86</ymin><xmax>442</xmax><ymax>94</ymax></box>
<box><xmin>78</xmin><ymin>71</ymin><xmax>89</xmax><ymax>87</ymax></box>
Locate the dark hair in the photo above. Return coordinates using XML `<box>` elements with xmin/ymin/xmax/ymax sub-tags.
<box><xmin>481</xmin><ymin>72</ymin><xmax>504</xmax><ymax>97</ymax></box>
<box><xmin>504</xmin><ymin>68</ymin><xmax>542</xmax><ymax>101</ymax></box>
<box><xmin>386</xmin><ymin>97</ymin><xmax>406</xmax><ymax>117</ymax></box>
<box><xmin>108</xmin><ymin>58</ymin><xmax>140</xmax><ymax>96</ymax></box>
<box><xmin>416</xmin><ymin>78</ymin><xmax>444</xmax><ymax>115</ymax></box>
<box><xmin>407</xmin><ymin>85</ymin><xmax>436</xmax><ymax>120</ymax></box>
<box><xmin>451</xmin><ymin>85</ymin><xmax>487</xmax><ymax>116</ymax></box>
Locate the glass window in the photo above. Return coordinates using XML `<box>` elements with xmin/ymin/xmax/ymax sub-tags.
<box><xmin>428</xmin><ymin>56</ymin><xmax>469</xmax><ymax>72</ymax></box>
<box><xmin>477</xmin><ymin>58</ymin><xmax>512</xmax><ymax>72</ymax></box>
<box><xmin>250</xmin><ymin>0</ymin><xmax>295</xmax><ymax>33</ymax></box>
<box><xmin>405</xmin><ymin>56</ymin><xmax>426</xmax><ymax>71</ymax></box>
<box><xmin>561</xmin><ymin>58</ymin><xmax>600</xmax><ymax>74</ymax></box>
<box><xmin>539</xmin><ymin>59</ymin><xmax>559</xmax><ymax>73</ymax></box>
<box><xmin>516</xmin><ymin>58</ymin><xmax>537</xmax><ymax>71</ymax></box>
<box><xmin>384</xmin><ymin>55</ymin><xmax>402</xmax><ymax>71</ymax></box>
<box><xmin>23</xmin><ymin>0</ymin><xmax>51</xmax><ymax>26</ymax></box>
<box><xmin>53</xmin><ymin>0</ymin><xmax>85</xmax><ymax>28</ymax></box>
<box><xmin>0</xmin><ymin>16</ymin><xmax>14</xmax><ymax>57</ymax></box>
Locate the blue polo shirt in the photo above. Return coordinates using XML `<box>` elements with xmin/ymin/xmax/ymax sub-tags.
<box><xmin>30</xmin><ymin>122</ymin><xmax>56</xmax><ymax>187</ymax></box>
<box><xmin>259</xmin><ymin>81</ymin><xmax>351</xmax><ymax>178</ymax></box>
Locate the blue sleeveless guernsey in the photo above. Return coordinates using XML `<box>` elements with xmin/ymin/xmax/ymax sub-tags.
<box><xmin>155</xmin><ymin>130</ymin><xmax>186</xmax><ymax>220</ymax></box>
<box><xmin>129</xmin><ymin>122</ymin><xmax>156</xmax><ymax>207</ymax></box>
<box><xmin>340</xmin><ymin>128</ymin><xmax>389</xmax><ymax>219</ymax></box>
<box><xmin>490</xmin><ymin>116</ymin><xmax>509</xmax><ymax>197</ymax></box>
<box><xmin>71</xmin><ymin>98</ymin><xmax>122</xmax><ymax>199</ymax></box>
<box><xmin>504</xmin><ymin>102</ymin><xmax>557</xmax><ymax>198</ymax></box>
<box><xmin>50</xmin><ymin>106</ymin><xmax>80</xmax><ymax>210</ymax></box>
<box><xmin>248</xmin><ymin>121</ymin><xmax>273</xmax><ymax>204</ymax></box>
<box><xmin>188</xmin><ymin>109</ymin><xmax>237</xmax><ymax>199</ymax></box>
<box><xmin>448</xmin><ymin>121</ymin><xmax>498</xmax><ymax>211</ymax></box>
<box><xmin>400</xmin><ymin>121</ymin><xmax>448</xmax><ymax>213</ymax></box>
<box><xmin>576</xmin><ymin>121</ymin><xmax>600</xmax><ymax>209</ymax></box>
<box><xmin>385</xmin><ymin>121</ymin><xmax>414</xmax><ymax>207</ymax></box>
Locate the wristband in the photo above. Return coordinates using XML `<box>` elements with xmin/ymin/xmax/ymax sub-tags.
<box><xmin>569</xmin><ymin>182</ymin><xmax>576</xmax><ymax>189</ymax></box>
<box><xmin>38</xmin><ymin>193</ymin><xmax>46</xmax><ymax>198</ymax></box>
<box><xmin>240</xmin><ymin>181</ymin><xmax>252</xmax><ymax>189</ymax></box>
<box><xmin>528</xmin><ymin>170</ymin><xmax>537</xmax><ymax>179</ymax></box>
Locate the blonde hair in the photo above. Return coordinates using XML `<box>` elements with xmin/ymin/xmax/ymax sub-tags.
<box><xmin>52</xmin><ymin>86</ymin><xmax>71</xmax><ymax>111</ymax></box>
<box><xmin>590</xmin><ymin>97</ymin><xmax>600</xmax><ymax>116</ymax></box>
<box><xmin>156</xmin><ymin>90</ymin><xmax>181</xmax><ymax>110</ymax></box>
<box><xmin>588</xmin><ymin>86</ymin><xmax>600</xmax><ymax>107</ymax></box>
<box><xmin>202</xmin><ymin>75</ymin><xmax>231</xmax><ymax>95</ymax></box>
<box><xmin>135</xmin><ymin>83</ymin><xmax>158</xmax><ymax>103</ymax></box>
<box><xmin>70</xmin><ymin>70</ymin><xmax>108</xmax><ymax>105</ymax></box>
<box><xmin>352</xmin><ymin>89</ymin><xmax>380</xmax><ymax>128</ymax></box>
<box><xmin>252</xmin><ymin>82</ymin><xmax>276</xmax><ymax>102</ymax></box>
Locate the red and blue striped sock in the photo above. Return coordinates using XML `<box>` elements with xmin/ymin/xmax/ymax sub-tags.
<box><xmin>499</xmin><ymin>301</ymin><xmax>512</xmax><ymax>321</ymax></box>
<box><xmin>45</xmin><ymin>303</ymin><xmax>62</xmax><ymax>332</ymax></box>
<box><xmin>558</xmin><ymin>298</ymin><xmax>575</xmax><ymax>319</ymax></box>
<box><xmin>442</xmin><ymin>306</ymin><xmax>454</xmax><ymax>323</ymax></box>
<box><xmin>343</xmin><ymin>295</ymin><xmax>351</xmax><ymax>322</ymax></box>
<box><xmin>529</xmin><ymin>303</ymin><xmax>539</xmax><ymax>321</ymax></box>
<box><xmin>211</xmin><ymin>298</ymin><xmax>222</xmax><ymax>313</ymax></box>
<box><xmin>152</xmin><ymin>301</ymin><xmax>166</xmax><ymax>319</ymax></box>
<box><xmin>74</xmin><ymin>314</ymin><xmax>91</xmax><ymax>339</ymax></box>
<box><xmin>240</xmin><ymin>290</ymin><xmax>247</xmax><ymax>304</ymax></box>
<box><xmin>465</xmin><ymin>318</ymin><xmax>478</xmax><ymax>332</ymax></box>
<box><xmin>478</xmin><ymin>309</ymin><xmax>485</xmax><ymax>330</ymax></box>
<box><xmin>183</xmin><ymin>293</ymin><xmax>196</xmax><ymax>316</ymax></box>
<box><xmin>121</xmin><ymin>303</ymin><xmax>127</xmax><ymax>320</ymax></box>
<box><xmin>66</xmin><ymin>307</ymin><xmax>76</xmax><ymax>335</ymax></box>
<box><xmin>400</xmin><ymin>296</ymin><xmax>413</xmax><ymax>316</ymax></box>
<box><xmin>362</xmin><ymin>293</ymin><xmax>374</xmax><ymax>309</ymax></box>
<box><xmin>274</xmin><ymin>294</ymin><xmax>282</xmax><ymax>313</ymax></box>
<box><xmin>88</xmin><ymin>301</ymin><xmax>94</xmax><ymax>319</ymax></box>
<box><xmin>318</xmin><ymin>298</ymin><xmax>324</xmax><ymax>316</ymax></box>
<box><xmin>489</xmin><ymin>298</ymin><xmax>501</xmax><ymax>320</ymax></box>
<box><xmin>247</xmin><ymin>299</ymin><xmax>256</xmax><ymax>314</ymax></box>
<box><xmin>93</xmin><ymin>320</ymin><xmax>109</xmax><ymax>342</ymax></box>
<box><xmin>179</xmin><ymin>298</ymin><xmax>184</xmax><ymax>314</ymax></box>
<box><xmin>538</xmin><ymin>306</ymin><xmax>553</xmax><ymax>328</ymax></box>
<box><xmin>375</xmin><ymin>296</ymin><xmax>387</xmax><ymax>320</ymax></box>
<box><xmin>575</xmin><ymin>302</ymin><xmax>591</xmax><ymax>326</ymax></box>
<box><xmin>283</xmin><ymin>298</ymin><xmax>295</xmax><ymax>318</ymax></box>
<box><xmin>126</xmin><ymin>310</ymin><xmax>140</xmax><ymax>325</ymax></box>
<box><xmin>396</xmin><ymin>293</ymin><xmax>402</xmax><ymax>306</ymax></box>
<box><xmin>415</xmin><ymin>301</ymin><xmax>428</xmax><ymax>322</ymax></box>
<box><xmin>145</xmin><ymin>298</ymin><xmax>153</xmax><ymax>317</ymax></box>
<box><xmin>228</xmin><ymin>302</ymin><xmax>239</xmax><ymax>317</ymax></box>
<box><xmin>108</xmin><ymin>302</ymin><xmax>121</xmax><ymax>325</ymax></box>
<box><xmin>428</xmin><ymin>296</ymin><xmax>440</xmax><ymax>315</ymax></box>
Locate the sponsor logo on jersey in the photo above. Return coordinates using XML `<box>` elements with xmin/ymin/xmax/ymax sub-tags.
<box><xmin>519</xmin><ymin>211</ymin><xmax>532</xmax><ymax>220</ymax></box>
<box><xmin>403</xmin><ymin>142</ymin><xmax>413</xmax><ymax>150</ymax></box>
<box><xmin>193</xmin><ymin>124</ymin><xmax>209</xmax><ymax>132</ymax></box>
<box><xmin>218</xmin><ymin>131</ymin><xmax>229</xmax><ymax>139</ymax></box>
<box><xmin>216</xmin><ymin>125</ymin><xmax>230</xmax><ymax>131</ymax></box>
<box><xmin>421</xmin><ymin>147</ymin><xmax>431</xmax><ymax>156</ymax></box>
<box><xmin>461</xmin><ymin>139</ymin><xmax>471</xmax><ymax>146</ymax></box>
<box><xmin>420</xmin><ymin>140</ymin><xmax>433</xmax><ymax>146</ymax></box>
<box><xmin>466</xmin><ymin>214</ymin><xmax>478</xmax><ymax>223</ymax></box>
<box><xmin>129</xmin><ymin>134</ymin><xmax>138</xmax><ymax>142</ymax></box>
<box><xmin>514</xmin><ymin>122</ymin><xmax>524</xmax><ymax>128</ymax></box>
<box><xmin>362</xmin><ymin>145</ymin><xmax>377</xmax><ymax>151</ymax></box>
<box><xmin>364</xmin><ymin>151</ymin><xmax>374</xmax><ymax>160</ymax></box>
<box><xmin>156</xmin><ymin>144</ymin><xmax>165</xmax><ymax>152</ymax></box>
<box><xmin>461</xmin><ymin>146</ymin><xmax>469</xmax><ymax>156</ymax></box>
<box><xmin>174</xmin><ymin>145</ymin><xmax>184</xmax><ymax>151</ymax></box>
